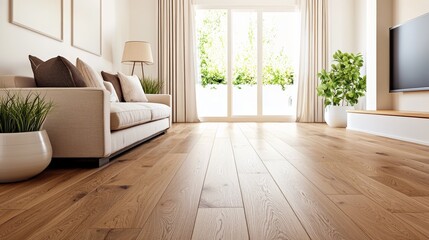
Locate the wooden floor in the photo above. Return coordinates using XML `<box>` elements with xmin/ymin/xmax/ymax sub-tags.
<box><xmin>1</xmin><ymin>123</ymin><xmax>429</xmax><ymax>240</ymax></box>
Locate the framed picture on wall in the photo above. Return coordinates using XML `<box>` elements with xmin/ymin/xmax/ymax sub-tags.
<box><xmin>10</xmin><ymin>0</ymin><xmax>63</xmax><ymax>41</ymax></box>
<box><xmin>72</xmin><ymin>0</ymin><xmax>102</xmax><ymax>55</ymax></box>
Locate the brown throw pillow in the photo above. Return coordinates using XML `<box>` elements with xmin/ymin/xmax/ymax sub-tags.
<box><xmin>29</xmin><ymin>55</ymin><xmax>87</xmax><ymax>87</ymax></box>
<box><xmin>101</xmin><ymin>71</ymin><xmax>124</xmax><ymax>102</ymax></box>
<box><xmin>29</xmin><ymin>55</ymin><xmax>44</xmax><ymax>74</ymax></box>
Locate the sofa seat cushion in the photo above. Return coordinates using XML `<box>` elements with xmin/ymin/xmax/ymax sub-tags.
<box><xmin>135</xmin><ymin>103</ymin><xmax>171</xmax><ymax>121</ymax></box>
<box><xmin>110</xmin><ymin>103</ymin><xmax>152</xmax><ymax>131</ymax></box>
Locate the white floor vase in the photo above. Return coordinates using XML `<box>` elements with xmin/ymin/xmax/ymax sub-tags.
<box><xmin>325</xmin><ymin>105</ymin><xmax>355</xmax><ymax>128</ymax></box>
<box><xmin>0</xmin><ymin>130</ymin><xmax>52</xmax><ymax>183</ymax></box>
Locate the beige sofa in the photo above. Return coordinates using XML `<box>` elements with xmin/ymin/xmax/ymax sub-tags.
<box><xmin>0</xmin><ymin>76</ymin><xmax>172</xmax><ymax>167</ymax></box>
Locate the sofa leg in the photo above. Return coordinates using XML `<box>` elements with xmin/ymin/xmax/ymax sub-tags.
<box><xmin>49</xmin><ymin>157</ymin><xmax>110</xmax><ymax>168</ymax></box>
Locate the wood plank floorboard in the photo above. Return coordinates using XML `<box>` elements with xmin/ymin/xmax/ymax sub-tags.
<box><xmin>74</xmin><ymin>228</ymin><xmax>141</xmax><ymax>240</ymax></box>
<box><xmin>0</xmin><ymin>160</ymin><xmax>130</xmax><ymax>240</ymax></box>
<box><xmin>28</xmin><ymin>185</ymin><xmax>132</xmax><ymax>240</ymax></box>
<box><xmin>256</xmin><ymin>129</ymin><xmax>361</xmax><ymax>195</ymax></box>
<box><xmin>199</xmin><ymin>137</ymin><xmax>243</xmax><ymax>208</ymax></box>
<box><xmin>137</xmin><ymin>128</ymin><xmax>216</xmax><ymax>239</ymax></box>
<box><xmin>322</xmin><ymin>161</ymin><xmax>429</xmax><ymax>213</ymax></box>
<box><xmin>0</xmin><ymin>123</ymin><xmax>428</xmax><ymax>239</ymax></box>
<box><xmin>0</xmin><ymin>210</ymin><xmax>24</xmax><ymax>226</ymax></box>
<box><xmin>329</xmin><ymin>195</ymin><xmax>427</xmax><ymax>240</ymax></box>
<box><xmin>287</xmin><ymin>158</ymin><xmax>362</xmax><ymax>195</ymax></box>
<box><xmin>0</xmin><ymin>169</ymin><xmax>94</xmax><ymax>210</ymax></box>
<box><xmin>265</xmin><ymin>160</ymin><xmax>371</xmax><ymax>240</ymax></box>
<box><xmin>230</xmin><ymin>126</ymin><xmax>268</xmax><ymax>174</ymax></box>
<box><xmin>239</xmin><ymin>174</ymin><xmax>310</xmax><ymax>240</ymax></box>
<box><xmin>413</xmin><ymin>197</ymin><xmax>429</xmax><ymax>207</ymax></box>
<box><xmin>370</xmin><ymin>172</ymin><xmax>429</xmax><ymax>197</ymax></box>
<box><xmin>0</xmin><ymin>169</ymin><xmax>74</xmax><ymax>205</ymax></box>
<box><xmin>192</xmin><ymin>208</ymin><xmax>249</xmax><ymax>240</ymax></box>
<box><xmin>395</xmin><ymin>213</ymin><xmax>429</xmax><ymax>238</ymax></box>
<box><xmin>92</xmin><ymin>153</ymin><xmax>189</xmax><ymax>229</ymax></box>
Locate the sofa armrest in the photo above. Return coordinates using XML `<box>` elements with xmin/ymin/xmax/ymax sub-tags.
<box><xmin>146</xmin><ymin>94</ymin><xmax>172</xmax><ymax>107</ymax></box>
<box><xmin>146</xmin><ymin>94</ymin><xmax>172</xmax><ymax>126</ymax></box>
<box><xmin>0</xmin><ymin>76</ymin><xmax>36</xmax><ymax>88</ymax></box>
<box><xmin>0</xmin><ymin>88</ymin><xmax>111</xmax><ymax>158</ymax></box>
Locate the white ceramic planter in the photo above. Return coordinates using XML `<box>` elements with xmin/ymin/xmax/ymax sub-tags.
<box><xmin>325</xmin><ymin>105</ymin><xmax>355</xmax><ymax>128</ymax></box>
<box><xmin>0</xmin><ymin>130</ymin><xmax>52</xmax><ymax>183</ymax></box>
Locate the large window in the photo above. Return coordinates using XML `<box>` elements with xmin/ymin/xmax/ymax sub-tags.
<box><xmin>196</xmin><ymin>8</ymin><xmax>300</xmax><ymax>120</ymax></box>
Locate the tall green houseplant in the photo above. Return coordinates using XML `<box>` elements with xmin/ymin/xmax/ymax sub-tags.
<box><xmin>0</xmin><ymin>92</ymin><xmax>53</xmax><ymax>133</ymax></box>
<box><xmin>317</xmin><ymin>50</ymin><xmax>366</xmax><ymax>106</ymax></box>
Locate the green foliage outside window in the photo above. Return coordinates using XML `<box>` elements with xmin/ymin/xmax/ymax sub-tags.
<box><xmin>263</xmin><ymin>50</ymin><xmax>294</xmax><ymax>90</ymax></box>
<box><xmin>198</xmin><ymin>11</ymin><xmax>227</xmax><ymax>87</ymax></box>
<box><xmin>197</xmin><ymin>10</ymin><xmax>295</xmax><ymax>90</ymax></box>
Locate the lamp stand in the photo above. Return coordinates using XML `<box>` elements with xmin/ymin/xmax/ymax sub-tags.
<box><xmin>131</xmin><ymin>62</ymin><xmax>136</xmax><ymax>75</ymax></box>
<box><xmin>141</xmin><ymin>62</ymin><xmax>145</xmax><ymax>80</ymax></box>
<box><xmin>130</xmin><ymin>61</ymin><xmax>145</xmax><ymax>79</ymax></box>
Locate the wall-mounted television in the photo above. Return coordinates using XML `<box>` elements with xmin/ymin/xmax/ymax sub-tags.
<box><xmin>390</xmin><ymin>12</ymin><xmax>429</xmax><ymax>92</ymax></box>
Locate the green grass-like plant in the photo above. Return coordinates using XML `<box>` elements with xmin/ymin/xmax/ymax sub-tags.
<box><xmin>140</xmin><ymin>77</ymin><xmax>164</xmax><ymax>94</ymax></box>
<box><xmin>0</xmin><ymin>91</ymin><xmax>53</xmax><ymax>133</ymax></box>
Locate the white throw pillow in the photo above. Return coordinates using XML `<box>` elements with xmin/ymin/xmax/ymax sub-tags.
<box><xmin>103</xmin><ymin>81</ymin><xmax>120</xmax><ymax>102</ymax></box>
<box><xmin>76</xmin><ymin>58</ymin><xmax>105</xmax><ymax>89</ymax></box>
<box><xmin>117</xmin><ymin>72</ymin><xmax>148</xmax><ymax>102</ymax></box>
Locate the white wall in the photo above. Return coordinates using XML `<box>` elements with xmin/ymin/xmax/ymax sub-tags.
<box><xmin>354</xmin><ymin>0</ymin><xmax>367</xmax><ymax>59</ymax></box>
<box><xmin>392</xmin><ymin>0</ymin><xmax>429</xmax><ymax>112</ymax></box>
<box><xmin>329</xmin><ymin>0</ymin><xmax>367</xmax><ymax>109</ymax></box>
<box><xmin>0</xmin><ymin>0</ymin><xmax>130</xmax><ymax>77</ymax></box>
<box><xmin>365</xmin><ymin>0</ymin><xmax>393</xmax><ymax>110</ymax></box>
<box><xmin>365</xmin><ymin>0</ymin><xmax>377</xmax><ymax>110</ymax></box>
<box><xmin>128</xmin><ymin>0</ymin><xmax>158</xmax><ymax>79</ymax></box>
<box><xmin>329</xmin><ymin>0</ymin><xmax>367</xmax><ymax>55</ymax></box>
<box><xmin>329</xmin><ymin>0</ymin><xmax>357</xmax><ymax>55</ymax></box>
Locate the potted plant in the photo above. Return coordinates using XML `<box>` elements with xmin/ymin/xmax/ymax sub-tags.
<box><xmin>140</xmin><ymin>77</ymin><xmax>164</xmax><ymax>94</ymax></box>
<box><xmin>0</xmin><ymin>91</ymin><xmax>53</xmax><ymax>182</ymax></box>
<box><xmin>317</xmin><ymin>50</ymin><xmax>366</xmax><ymax>127</ymax></box>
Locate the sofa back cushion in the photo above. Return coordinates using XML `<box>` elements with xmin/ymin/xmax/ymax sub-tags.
<box><xmin>29</xmin><ymin>55</ymin><xmax>87</xmax><ymax>87</ymax></box>
<box><xmin>76</xmin><ymin>58</ymin><xmax>105</xmax><ymax>88</ymax></box>
<box><xmin>101</xmin><ymin>71</ymin><xmax>124</xmax><ymax>102</ymax></box>
<box><xmin>117</xmin><ymin>72</ymin><xmax>148</xmax><ymax>102</ymax></box>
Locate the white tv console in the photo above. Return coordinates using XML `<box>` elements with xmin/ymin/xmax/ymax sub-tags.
<box><xmin>347</xmin><ymin>110</ymin><xmax>429</xmax><ymax>146</ymax></box>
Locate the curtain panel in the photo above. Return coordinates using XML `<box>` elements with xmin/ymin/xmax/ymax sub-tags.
<box><xmin>296</xmin><ymin>0</ymin><xmax>329</xmax><ymax>123</ymax></box>
<box><xmin>158</xmin><ymin>0</ymin><xmax>199</xmax><ymax>123</ymax></box>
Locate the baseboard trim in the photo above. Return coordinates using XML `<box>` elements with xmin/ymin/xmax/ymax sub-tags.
<box><xmin>347</xmin><ymin>112</ymin><xmax>429</xmax><ymax>146</ymax></box>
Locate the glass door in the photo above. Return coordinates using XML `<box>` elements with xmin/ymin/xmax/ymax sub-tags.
<box><xmin>196</xmin><ymin>8</ymin><xmax>300</xmax><ymax>121</ymax></box>
<box><xmin>231</xmin><ymin>11</ymin><xmax>258</xmax><ymax>116</ymax></box>
<box><xmin>195</xmin><ymin>9</ymin><xmax>228</xmax><ymax>117</ymax></box>
<box><xmin>262</xmin><ymin>12</ymin><xmax>300</xmax><ymax>116</ymax></box>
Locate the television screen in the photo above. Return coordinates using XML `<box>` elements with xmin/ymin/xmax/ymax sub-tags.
<box><xmin>390</xmin><ymin>12</ymin><xmax>429</xmax><ymax>92</ymax></box>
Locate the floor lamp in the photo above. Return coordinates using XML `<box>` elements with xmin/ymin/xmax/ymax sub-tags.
<box><xmin>122</xmin><ymin>41</ymin><xmax>154</xmax><ymax>79</ymax></box>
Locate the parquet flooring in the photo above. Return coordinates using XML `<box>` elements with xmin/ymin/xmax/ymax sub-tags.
<box><xmin>0</xmin><ymin>123</ymin><xmax>428</xmax><ymax>239</ymax></box>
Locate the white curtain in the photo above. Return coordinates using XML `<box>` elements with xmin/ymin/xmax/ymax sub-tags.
<box><xmin>158</xmin><ymin>0</ymin><xmax>199</xmax><ymax>123</ymax></box>
<box><xmin>296</xmin><ymin>0</ymin><xmax>329</xmax><ymax>123</ymax></box>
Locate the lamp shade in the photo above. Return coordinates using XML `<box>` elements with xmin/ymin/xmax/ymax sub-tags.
<box><xmin>122</xmin><ymin>41</ymin><xmax>154</xmax><ymax>64</ymax></box>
